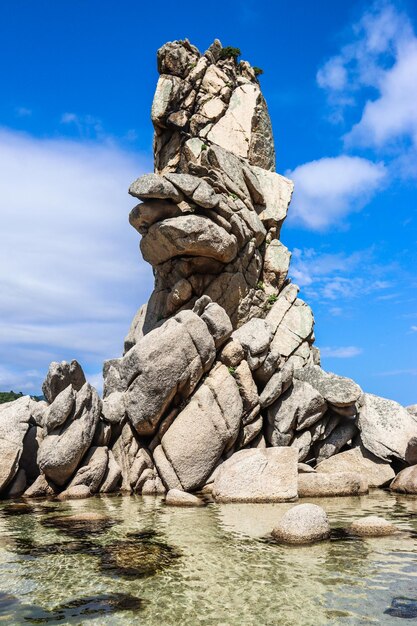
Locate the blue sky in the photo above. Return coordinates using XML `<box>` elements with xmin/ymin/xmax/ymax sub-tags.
<box><xmin>0</xmin><ymin>0</ymin><xmax>416</xmax><ymax>405</ymax></box>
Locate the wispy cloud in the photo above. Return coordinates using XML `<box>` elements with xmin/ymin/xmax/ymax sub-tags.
<box><xmin>320</xmin><ymin>346</ymin><xmax>363</xmax><ymax>358</ymax></box>
<box><xmin>411</xmin><ymin>325</ymin><xmax>417</xmax><ymax>332</ymax></box>
<box><xmin>0</xmin><ymin>127</ymin><xmax>152</xmax><ymax>393</ymax></box>
<box><xmin>317</xmin><ymin>2</ymin><xmax>414</xmax><ymax>121</ymax></box>
<box><xmin>60</xmin><ymin>112</ymin><xmax>106</xmax><ymax>140</ymax></box>
<box><xmin>317</xmin><ymin>0</ymin><xmax>417</xmax><ymax>178</ymax></box>
<box><xmin>287</xmin><ymin>155</ymin><xmax>386</xmax><ymax>230</ymax></box>
<box><xmin>289</xmin><ymin>247</ymin><xmax>392</xmax><ymax>301</ymax></box>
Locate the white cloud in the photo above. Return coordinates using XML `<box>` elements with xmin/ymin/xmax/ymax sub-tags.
<box><xmin>0</xmin><ymin>128</ymin><xmax>153</xmax><ymax>393</ymax></box>
<box><xmin>346</xmin><ymin>38</ymin><xmax>417</xmax><ymax>148</ymax></box>
<box><xmin>411</xmin><ymin>325</ymin><xmax>417</xmax><ymax>332</ymax></box>
<box><xmin>320</xmin><ymin>346</ymin><xmax>363</xmax><ymax>358</ymax></box>
<box><xmin>317</xmin><ymin>0</ymin><xmax>417</xmax><ymax>162</ymax></box>
<box><xmin>287</xmin><ymin>155</ymin><xmax>386</xmax><ymax>230</ymax></box>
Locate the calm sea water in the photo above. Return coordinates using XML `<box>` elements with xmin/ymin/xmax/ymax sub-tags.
<box><xmin>0</xmin><ymin>490</ymin><xmax>416</xmax><ymax>625</ymax></box>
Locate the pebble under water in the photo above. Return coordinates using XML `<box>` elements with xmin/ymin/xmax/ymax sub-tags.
<box><xmin>0</xmin><ymin>491</ymin><xmax>417</xmax><ymax>625</ymax></box>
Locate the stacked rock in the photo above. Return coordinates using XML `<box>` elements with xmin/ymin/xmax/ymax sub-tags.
<box><xmin>0</xmin><ymin>39</ymin><xmax>416</xmax><ymax>501</ymax></box>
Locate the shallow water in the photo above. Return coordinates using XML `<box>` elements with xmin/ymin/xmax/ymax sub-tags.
<box><xmin>0</xmin><ymin>491</ymin><xmax>417</xmax><ymax>625</ymax></box>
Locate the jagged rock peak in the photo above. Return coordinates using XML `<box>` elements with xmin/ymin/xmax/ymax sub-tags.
<box><xmin>152</xmin><ymin>38</ymin><xmax>276</xmax><ymax>173</ymax></box>
<box><xmin>126</xmin><ymin>38</ymin><xmax>295</xmax><ymax>342</ymax></box>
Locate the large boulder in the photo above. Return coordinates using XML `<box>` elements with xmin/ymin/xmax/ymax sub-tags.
<box><xmin>140</xmin><ymin>215</ymin><xmax>238</xmax><ymax>266</ymax></box>
<box><xmin>269</xmin><ymin>298</ymin><xmax>314</xmax><ymax>358</ymax></box>
<box><xmin>232</xmin><ymin>318</ymin><xmax>273</xmax><ymax>370</ymax></box>
<box><xmin>272</xmin><ymin>504</ymin><xmax>330</xmax><ymax>544</ymax></box>
<box><xmin>122</xmin><ymin>309</ymin><xmax>216</xmax><ymax>435</ymax></box>
<box><xmin>390</xmin><ymin>465</ymin><xmax>417</xmax><ymax>494</ymax></box>
<box><xmin>161</xmin><ymin>363</ymin><xmax>243</xmax><ymax>491</ymax></box>
<box><xmin>358</xmin><ymin>394</ymin><xmax>417</xmax><ymax>462</ymax></box>
<box><xmin>37</xmin><ymin>383</ymin><xmax>101</xmax><ymax>486</ymax></box>
<box><xmin>212</xmin><ymin>447</ymin><xmax>298</xmax><ymax>502</ymax></box>
<box><xmin>59</xmin><ymin>446</ymin><xmax>109</xmax><ymax>499</ymax></box>
<box><xmin>316</xmin><ymin>446</ymin><xmax>395</xmax><ymax>488</ymax></box>
<box><xmin>0</xmin><ymin>396</ymin><xmax>34</xmax><ymax>493</ymax></box>
<box><xmin>298</xmin><ymin>471</ymin><xmax>368</xmax><ymax>497</ymax></box>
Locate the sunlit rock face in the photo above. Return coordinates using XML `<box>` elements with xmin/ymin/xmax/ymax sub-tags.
<box><xmin>126</xmin><ymin>39</ymin><xmax>296</xmax><ymax>340</ymax></box>
<box><xmin>1</xmin><ymin>40</ymin><xmax>416</xmax><ymax>503</ymax></box>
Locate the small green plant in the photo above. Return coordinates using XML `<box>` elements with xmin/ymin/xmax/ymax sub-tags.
<box><xmin>227</xmin><ymin>366</ymin><xmax>236</xmax><ymax>377</ymax></box>
<box><xmin>220</xmin><ymin>46</ymin><xmax>241</xmax><ymax>61</ymax></box>
<box><xmin>201</xmin><ymin>143</ymin><xmax>208</xmax><ymax>151</ymax></box>
<box><xmin>267</xmin><ymin>293</ymin><xmax>278</xmax><ymax>305</ymax></box>
<box><xmin>256</xmin><ymin>281</ymin><xmax>265</xmax><ymax>291</ymax></box>
<box><xmin>253</xmin><ymin>66</ymin><xmax>264</xmax><ymax>76</ymax></box>
<box><xmin>229</xmin><ymin>192</ymin><xmax>238</xmax><ymax>200</ymax></box>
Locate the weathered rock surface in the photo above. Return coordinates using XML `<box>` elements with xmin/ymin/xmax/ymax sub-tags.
<box><xmin>272</xmin><ymin>504</ymin><xmax>330</xmax><ymax>544</ymax></box>
<box><xmin>0</xmin><ymin>397</ymin><xmax>35</xmax><ymax>492</ymax></box>
<box><xmin>42</xmin><ymin>360</ymin><xmax>86</xmax><ymax>404</ymax></box>
<box><xmin>316</xmin><ymin>446</ymin><xmax>395</xmax><ymax>487</ymax></box>
<box><xmin>349</xmin><ymin>516</ymin><xmax>397</xmax><ymax>537</ymax></box>
<box><xmin>298</xmin><ymin>471</ymin><xmax>368</xmax><ymax>498</ymax></box>
<box><xmin>165</xmin><ymin>489</ymin><xmax>204</xmax><ymax>506</ymax></box>
<box><xmin>122</xmin><ymin>307</ymin><xmax>217</xmax><ymax>435</ymax></box>
<box><xmin>390</xmin><ymin>465</ymin><xmax>417</xmax><ymax>494</ymax></box>
<box><xmin>266</xmin><ymin>380</ymin><xmax>327</xmax><ymax>448</ymax></box>
<box><xmin>294</xmin><ymin>366</ymin><xmax>361</xmax><ymax>412</ymax></box>
<box><xmin>59</xmin><ymin>446</ymin><xmax>108</xmax><ymax>499</ymax></box>
<box><xmin>358</xmin><ymin>394</ymin><xmax>417</xmax><ymax>463</ymax></box>
<box><xmin>161</xmin><ymin>363</ymin><xmax>242</xmax><ymax>491</ymax></box>
<box><xmin>38</xmin><ymin>382</ymin><xmax>101</xmax><ymax>486</ymax></box>
<box><xmin>212</xmin><ymin>448</ymin><xmax>298</xmax><ymax>502</ymax></box>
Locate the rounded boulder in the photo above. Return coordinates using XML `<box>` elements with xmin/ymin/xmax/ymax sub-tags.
<box><xmin>271</xmin><ymin>503</ymin><xmax>331</xmax><ymax>545</ymax></box>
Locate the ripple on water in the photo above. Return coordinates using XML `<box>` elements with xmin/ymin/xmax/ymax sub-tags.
<box><xmin>0</xmin><ymin>491</ymin><xmax>416</xmax><ymax>625</ymax></box>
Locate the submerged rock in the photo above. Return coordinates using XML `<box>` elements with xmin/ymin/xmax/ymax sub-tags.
<box><xmin>41</xmin><ymin>512</ymin><xmax>116</xmax><ymax>537</ymax></box>
<box><xmin>385</xmin><ymin>597</ymin><xmax>417</xmax><ymax>619</ymax></box>
<box><xmin>98</xmin><ymin>539</ymin><xmax>181</xmax><ymax>578</ymax></box>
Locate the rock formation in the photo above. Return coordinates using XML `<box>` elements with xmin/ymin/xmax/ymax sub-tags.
<box><xmin>1</xmin><ymin>39</ymin><xmax>416</xmax><ymax>502</ymax></box>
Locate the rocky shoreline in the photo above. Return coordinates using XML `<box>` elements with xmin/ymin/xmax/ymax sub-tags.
<box><xmin>1</xmin><ymin>39</ymin><xmax>416</xmax><ymax>507</ymax></box>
